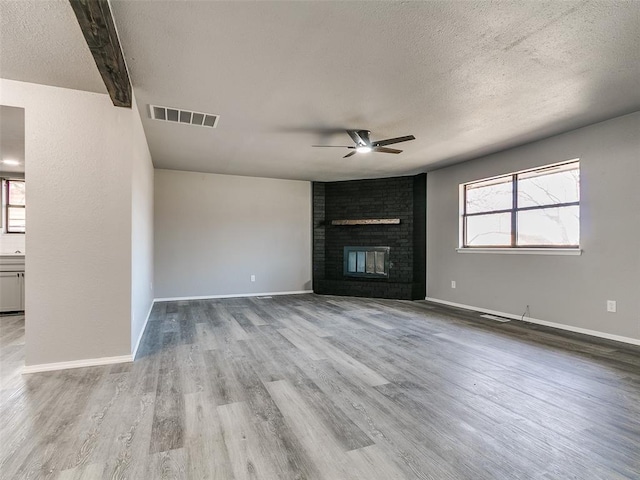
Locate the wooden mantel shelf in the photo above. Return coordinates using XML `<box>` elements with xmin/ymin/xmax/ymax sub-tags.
<box><xmin>331</xmin><ymin>219</ymin><xmax>401</xmax><ymax>226</ymax></box>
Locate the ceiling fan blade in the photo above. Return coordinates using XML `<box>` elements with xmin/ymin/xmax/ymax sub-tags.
<box><xmin>372</xmin><ymin>135</ymin><xmax>416</xmax><ymax>147</ymax></box>
<box><xmin>343</xmin><ymin>151</ymin><xmax>357</xmax><ymax>158</ymax></box>
<box><xmin>373</xmin><ymin>146</ymin><xmax>402</xmax><ymax>154</ymax></box>
<box><xmin>312</xmin><ymin>145</ymin><xmax>353</xmax><ymax>148</ymax></box>
<box><xmin>346</xmin><ymin>129</ymin><xmax>372</xmax><ymax>146</ymax></box>
<box><xmin>347</xmin><ymin>130</ymin><xmax>362</xmax><ymax>145</ymax></box>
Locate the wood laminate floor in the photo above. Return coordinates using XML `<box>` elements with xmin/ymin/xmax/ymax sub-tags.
<box><xmin>1</xmin><ymin>295</ymin><xmax>639</xmax><ymax>479</ymax></box>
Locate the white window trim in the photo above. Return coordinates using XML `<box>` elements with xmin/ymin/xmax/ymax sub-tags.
<box><xmin>2</xmin><ymin>178</ymin><xmax>26</xmax><ymax>234</ymax></box>
<box><xmin>456</xmin><ymin>247</ymin><xmax>581</xmax><ymax>256</ymax></box>
<box><xmin>459</xmin><ymin>159</ymin><xmax>580</xmax><ymax>250</ymax></box>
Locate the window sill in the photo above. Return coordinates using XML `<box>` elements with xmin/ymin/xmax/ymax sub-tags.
<box><xmin>456</xmin><ymin>248</ymin><xmax>582</xmax><ymax>256</ymax></box>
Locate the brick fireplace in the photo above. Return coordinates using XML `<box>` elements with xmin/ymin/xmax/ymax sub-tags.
<box><xmin>313</xmin><ymin>174</ymin><xmax>426</xmax><ymax>300</ymax></box>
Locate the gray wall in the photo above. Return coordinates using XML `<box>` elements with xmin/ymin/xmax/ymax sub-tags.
<box><xmin>427</xmin><ymin>112</ymin><xmax>640</xmax><ymax>341</ymax></box>
<box><xmin>2</xmin><ymin>80</ymin><xmax>156</xmax><ymax>367</ymax></box>
<box><xmin>154</xmin><ymin>169</ymin><xmax>312</xmax><ymax>299</ymax></box>
<box><xmin>2</xmin><ymin>79</ymin><xmax>132</xmax><ymax>365</ymax></box>
<box><xmin>130</xmin><ymin>94</ymin><xmax>155</xmax><ymax>353</ymax></box>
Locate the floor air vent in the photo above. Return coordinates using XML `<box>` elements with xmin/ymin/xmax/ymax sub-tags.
<box><xmin>480</xmin><ymin>314</ymin><xmax>510</xmax><ymax>323</ymax></box>
<box><xmin>150</xmin><ymin>105</ymin><xmax>219</xmax><ymax>128</ymax></box>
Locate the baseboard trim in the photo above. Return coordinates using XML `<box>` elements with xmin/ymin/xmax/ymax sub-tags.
<box><xmin>132</xmin><ymin>300</ymin><xmax>155</xmax><ymax>360</ymax></box>
<box><xmin>23</xmin><ymin>354</ymin><xmax>133</xmax><ymax>374</ymax></box>
<box><xmin>425</xmin><ymin>297</ymin><xmax>640</xmax><ymax>347</ymax></box>
<box><xmin>154</xmin><ymin>290</ymin><xmax>313</xmax><ymax>302</ymax></box>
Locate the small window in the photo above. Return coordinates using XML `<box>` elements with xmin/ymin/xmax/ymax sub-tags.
<box><xmin>461</xmin><ymin>161</ymin><xmax>579</xmax><ymax>248</ymax></box>
<box><xmin>3</xmin><ymin>179</ymin><xmax>25</xmax><ymax>233</ymax></box>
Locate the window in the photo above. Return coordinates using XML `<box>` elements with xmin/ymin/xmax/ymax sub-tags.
<box><xmin>461</xmin><ymin>161</ymin><xmax>579</xmax><ymax>249</ymax></box>
<box><xmin>3</xmin><ymin>179</ymin><xmax>25</xmax><ymax>233</ymax></box>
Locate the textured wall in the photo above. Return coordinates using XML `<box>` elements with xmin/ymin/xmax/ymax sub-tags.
<box><xmin>313</xmin><ymin>174</ymin><xmax>426</xmax><ymax>300</ymax></box>
<box><xmin>154</xmin><ymin>170</ymin><xmax>312</xmax><ymax>299</ymax></box>
<box><xmin>1</xmin><ymin>79</ymin><xmax>133</xmax><ymax>365</ymax></box>
<box><xmin>427</xmin><ymin>112</ymin><xmax>640</xmax><ymax>341</ymax></box>
<box><xmin>130</xmin><ymin>94</ymin><xmax>155</xmax><ymax>353</ymax></box>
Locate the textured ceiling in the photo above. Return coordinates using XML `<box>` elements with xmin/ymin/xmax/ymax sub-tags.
<box><xmin>0</xmin><ymin>0</ymin><xmax>106</xmax><ymax>94</ymax></box>
<box><xmin>0</xmin><ymin>106</ymin><xmax>25</xmax><ymax>175</ymax></box>
<box><xmin>110</xmin><ymin>0</ymin><xmax>640</xmax><ymax>181</ymax></box>
<box><xmin>2</xmin><ymin>2</ymin><xmax>639</xmax><ymax>181</ymax></box>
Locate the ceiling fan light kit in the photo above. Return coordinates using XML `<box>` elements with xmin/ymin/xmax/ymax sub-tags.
<box><xmin>313</xmin><ymin>130</ymin><xmax>415</xmax><ymax>158</ymax></box>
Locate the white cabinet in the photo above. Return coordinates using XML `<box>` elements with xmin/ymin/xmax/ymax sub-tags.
<box><xmin>0</xmin><ymin>271</ymin><xmax>24</xmax><ymax>312</ymax></box>
<box><xmin>0</xmin><ymin>255</ymin><xmax>25</xmax><ymax>313</ymax></box>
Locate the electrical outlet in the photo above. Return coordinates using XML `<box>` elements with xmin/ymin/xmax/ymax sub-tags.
<box><xmin>251</xmin><ymin>275</ymin><xmax>256</xmax><ymax>282</ymax></box>
<box><xmin>607</xmin><ymin>300</ymin><xmax>616</xmax><ymax>313</ymax></box>
<box><xmin>451</xmin><ymin>280</ymin><xmax>456</xmax><ymax>289</ymax></box>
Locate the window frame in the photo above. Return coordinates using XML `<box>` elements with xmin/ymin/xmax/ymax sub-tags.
<box><xmin>3</xmin><ymin>178</ymin><xmax>26</xmax><ymax>234</ymax></box>
<box><xmin>460</xmin><ymin>160</ymin><xmax>580</xmax><ymax>250</ymax></box>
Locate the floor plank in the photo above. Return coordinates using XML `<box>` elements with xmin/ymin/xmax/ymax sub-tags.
<box><xmin>1</xmin><ymin>295</ymin><xmax>639</xmax><ymax>479</ymax></box>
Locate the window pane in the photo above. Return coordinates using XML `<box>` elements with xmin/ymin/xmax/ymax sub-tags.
<box><xmin>8</xmin><ymin>181</ymin><xmax>25</xmax><ymax>205</ymax></box>
<box><xmin>365</xmin><ymin>251</ymin><xmax>375</xmax><ymax>273</ymax></box>
<box><xmin>348</xmin><ymin>251</ymin><xmax>357</xmax><ymax>272</ymax></box>
<box><xmin>375</xmin><ymin>251</ymin><xmax>385</xmax><ymax>274</ymax></box>
<box><xmin>356</xmin><ymin>251</ymin><xmax>365</xmax><ymax>273</ymax></box>
<box><xmin>465</xmin><ymin>177</ymin><xmax>512</xmax><ymax>214</ymax></box>
<box><xmin>8</xmin><ymin>207</ymin><xmax>25</xmax><ymax>232</ymax></box>
<box><xmin>517</xmin><ymin>206</ymin><xmax>579</xmax><ymax>246</ymax></box>
<box><xmin>466</xmin><ymin>213</ymin><xmax>511</xmax><ymax>246</ymax></box>
<box><xmin>518</xmin><ymin>165</ymin><xmax>579</xmax><ymax>208</ymax></box>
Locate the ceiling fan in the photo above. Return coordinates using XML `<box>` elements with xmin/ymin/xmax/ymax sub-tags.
<box><xmin>313</xmin><ymin>130</ymin><xmax>416</xmax><ymax>158</ymax></box>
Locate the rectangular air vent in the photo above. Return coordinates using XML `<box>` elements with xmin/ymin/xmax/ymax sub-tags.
<box><xmin>150</xmin><ymin>105</ymin><xmax>219</xmax><ymax>128</ymax></box>
<box><xmin>480</xmin><ymin>314</ymin><xmax>510</xmax><ymax>323</ymax></box>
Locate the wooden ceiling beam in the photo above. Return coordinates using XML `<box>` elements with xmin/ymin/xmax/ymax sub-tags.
<box><xmin>69</xmin><ymin>0</ymin><xmax>132</xmax><ymax>108</ymax></box>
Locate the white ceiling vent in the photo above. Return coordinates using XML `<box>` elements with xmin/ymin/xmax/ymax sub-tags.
<box><xmin>149</xmin><ymin>105</ymin><xmax>219</xmax><ymax>128</ymax></box>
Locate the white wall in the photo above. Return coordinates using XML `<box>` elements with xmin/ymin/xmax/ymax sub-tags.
<box><xmin>427</xmin><ymin>112</ymin><xmax>640</xmax><ymax>342</ymax></box>
<box><xmin>130</xmin><ymin>95</ymin><xmax>154</xmax><ymax>355</ymax></box>
<box><xmin>1</xmin><ymin>79</ymin><xmax>154</xmax><ymax>366</ymax></box>
<box><xmin>154</xmin><ymin>169</ymin><xmax>312</xmax><ymax>299</ymax></box>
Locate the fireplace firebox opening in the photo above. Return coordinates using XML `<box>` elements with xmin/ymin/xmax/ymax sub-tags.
<box><xmin>343</xmin><ymin>246</ymin><xmax>390</xmax><ymax>278</ymax></box>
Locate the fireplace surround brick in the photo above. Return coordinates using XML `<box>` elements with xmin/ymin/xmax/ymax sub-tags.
<box><xmin>313</xmin><ymin>174</ymin><xmax>426</xmax><ymax>300</ymax></box>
